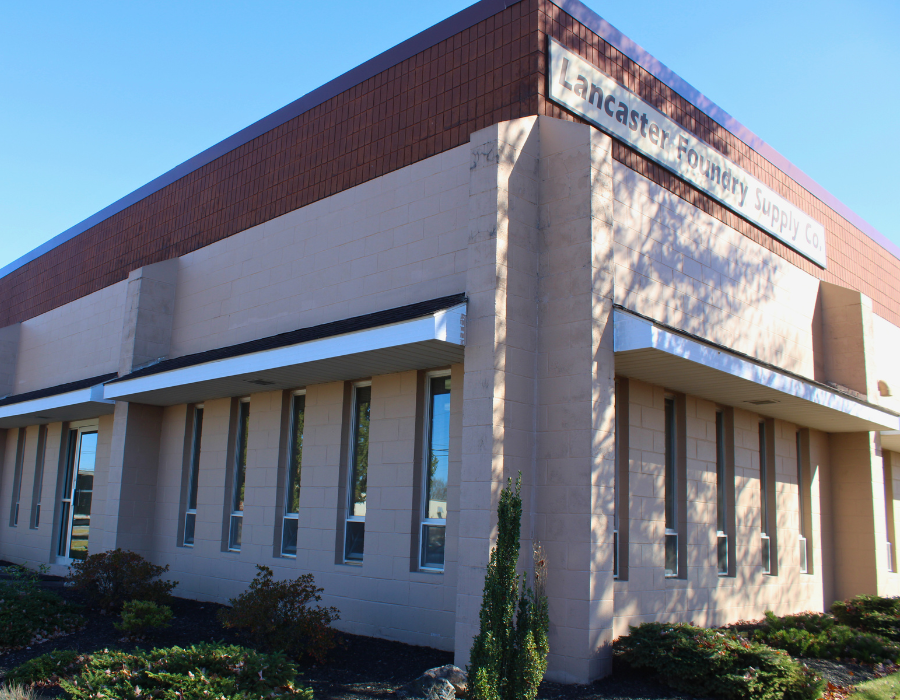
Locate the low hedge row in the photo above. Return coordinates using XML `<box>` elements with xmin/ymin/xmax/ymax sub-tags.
<box><xmin>614</xmin><ymin>622</ymin><xmax>824</xmax><ymax>700</ymax></box>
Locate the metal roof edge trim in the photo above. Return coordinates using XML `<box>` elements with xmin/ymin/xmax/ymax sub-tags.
<box><xmin>3</xmin><ymin>0</ymin><xmax>896</xmax><ymax>281</ymax></box>
<box><xmin>547</xmin><ymin>0</ymin><xmax>900</xmax><ymax>263</ymax></box>
<box><xmin>612</xmin><ymin>305</ymin><xmax>899</xmax><ymax>421</ymax></box>
<box><xmin>0</xmin><ymin>0</ymin><xmax>514</xmax><ymax>281</ymax></box>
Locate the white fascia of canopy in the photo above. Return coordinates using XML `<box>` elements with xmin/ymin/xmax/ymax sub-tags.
<box><xmin>103</xmin><ymin>304</ymin><xmax>466</xmax><ymax>406</ymax></box>
<box><xmin>881</xmin><ymin>431</ymin><xmax>900</xmax><ymax>453</ymax></box>
<box><xmin>614</xmin><ymin>310</ymin><xmax>900</xmax><ymax>433</ymax></box>
<box><xmin>0</xmin><ymin>383</ymin><xmax>115</xmax><ymax>429</ymax></box>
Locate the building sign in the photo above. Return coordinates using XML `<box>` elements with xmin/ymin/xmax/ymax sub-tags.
<box><xmin>548</xmin><ymin>39</ymin><xmax>827</xmax><ymax>268</ymax></box>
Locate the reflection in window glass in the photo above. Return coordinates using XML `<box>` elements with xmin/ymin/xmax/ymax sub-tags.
<box><xmin>68</xmin><ymin>432</ymin><xmax>97</xmax><ymax>559</ymax></box>
<box><xmin>183</xmin><ymin>407</ymin><xmax>204</xmax><ymax>546</ymax></box>
<box><xmin>664</xmin><ymin>398</ymin><xmax>677</xmax><ymax>577</ymax></box>
<box><xmin>229</xmin><ymin>401</ymin><xmax>250</xmax><ymax>551</ymax></box>
<box><xmin>421</xmin><ymin>375</ymin><xmax>450</xmax><ymax>569</ymax></box>
<box><xmin>344</xmin><ymin>385</ymin><xmax>370</xmax><ymax>562</ymax></box>
<box><xmin>281</xmin><ymin>394</ymin><xmax>305</xmax><ymax>556</ymax></box>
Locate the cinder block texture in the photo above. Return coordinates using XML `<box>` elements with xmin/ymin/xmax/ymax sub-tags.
<box><xmin>2</xmin><ymin>0</ymin><xmax>898</xmax><ymax>338</ymax></box>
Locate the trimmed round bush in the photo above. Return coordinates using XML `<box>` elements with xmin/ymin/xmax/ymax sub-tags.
<box><xmin>614</xmin><ymin>622</ymin><xmax>824</xmax><ymax>700</ymax></box>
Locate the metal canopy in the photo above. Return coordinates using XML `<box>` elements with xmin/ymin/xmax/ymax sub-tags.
<box><xmin>104</xmin><ymin>306</ymin><xmax>466</xmax><ymax>407</ymax></box>
<box><xmin>0</xmin><ymin>383</ymin><xmax>115</xmax><ymax>429</ymax></box>
<box><xmin>614</xmin><ymin>310</ymin><xmax>899</xmax><ymax>433</ymax></box>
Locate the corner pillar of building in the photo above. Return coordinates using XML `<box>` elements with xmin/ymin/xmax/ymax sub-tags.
<box><xmin>94</xmin><ymin>259</ymin><xmax>179</xmax><ymax>556</ymax></box>
<box><xmin>829</xmin><ymin>431</ymin><xmax>891</xmax><ymax>600</ymax></box>
<box><xmin>534</xmin><ymin>117</ymin><xmax>616</xmax><ymax>683</ymax></box>
<box><xmin>455</xmin><ymin>116</ymin><xmax>541</xmax><ymax>670</ymax></box>
<box><xmin>0</xmin><ymin>323</ymin><xmax>21</xmax><ymax>399</ymax></box>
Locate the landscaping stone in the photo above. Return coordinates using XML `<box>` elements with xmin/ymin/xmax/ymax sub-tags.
<box><xmin>399</xmin><ymin>664</ymin><xmax>467</xmax><ymax>699</ymax></box>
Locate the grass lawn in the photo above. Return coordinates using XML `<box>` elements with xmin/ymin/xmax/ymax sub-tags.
<box><xmin>849</xmin><ymin>672</ymin><xmax>900</xmax><ymax>699</ymax></box>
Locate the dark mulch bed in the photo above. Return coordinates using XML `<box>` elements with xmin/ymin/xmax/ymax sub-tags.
<box><xmin>0</xmin><ymin>566</ymin><xmax>888</xmax><ymax>699</ymax></box>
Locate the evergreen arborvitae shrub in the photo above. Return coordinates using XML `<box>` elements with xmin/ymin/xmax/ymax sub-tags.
<box><xmin>468</xmin><ymin>475</ymin><xmax>549</xmax><ymax>700</ymax></box>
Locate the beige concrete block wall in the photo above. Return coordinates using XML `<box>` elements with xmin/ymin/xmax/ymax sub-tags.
<box><xmin>143</xmin><ymin>368</ymin><xmax>463</xmax><ymax>650</ymax></box>
<box><xmin>13</xmin><ymin>280</ymin><xmax>127</xmax><ymax>394</ymax></box>
<box><xmin>455</xmin><ymin>116</ymin><xmax>541</xmax><ymax>668</ymax></box>
<box><xmin>613</xmin><ymin>378</ymin><xmax>824</xmax><ymax>637</ymax></box>
<box><xmin>168</xmin><ymin>146</ymin><xmax>470</xmax><ymax>358</ymax></box>
<box><xmin>612</xmin><ymin>164</ymin><xmax>820</xmax><ymax>378</ymax></box>
<box><xmin>872</xmin><ymin>316</ymin><xmax>900</xmax><ymax>413</ymax></box>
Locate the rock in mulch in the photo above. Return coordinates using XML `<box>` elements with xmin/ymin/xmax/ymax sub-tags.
<box><xmin>399</xmin><ymin>664</ymin><xmax>468</xmax><ymax>699</ymax></box>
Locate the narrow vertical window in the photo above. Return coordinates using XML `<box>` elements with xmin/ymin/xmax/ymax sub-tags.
<box><xmin>344</xmin><ymin>383</ymin><xmax>370</xmax><ymax>562</ymax></box>
<box><xmin>760</xmin><ymin>422</ymin><xmax>771</xmax><ymax>574</ymax></box>
<box><xmin>58</xmin><ymin>428</ymin><xmax>97</xmax><ymax>560</ymax></box>
<box><xmin>420</xmin><ymin>374</ymin><xmax>450</xmax><ymax>570</ymax></box>
<box><xmin>716</xmin><ymin>411</ymin><xmax>728</xmax><ymax>575</ymax></box>
<box><xmin>30</xmin><ymin>425</ymin><xmax>47</xmax><ymax>529</ymax></box>
<box><xmin>228</xmin><ymin>399</ymin><xmax>250</xmax><ymax>551</ymax></box>
<box><xmin>664</xmin><ymin>397</ymin><xmax>678</xmax><ymax>577</ymax></box>
<box><xmin>9</xmin><ymin>429</ymin><xmax>25</xmax><ymax>527</ymax></box>
<box><xmin>883</xmin><ymin>450</ymin><xmax>896</xmax><ymax>573</ymax></box>
<box><xmin>613</xmin><ymin>394</ymin><xmax>619</xmax><ymax>580</ymax></box>
<box><xmin>796</xmin><ymin>432</ymin><xmax>808</xmax><ymax>573</ymax></box>
<box><xmin>183</xmin><ymin>406</ymin><xmax>204</xmax><ymax>546</ymax></box>
<box><xmin>281</xmin><ymin>392</ymin><xmax>306</xmax><ymax>557</ymax></box>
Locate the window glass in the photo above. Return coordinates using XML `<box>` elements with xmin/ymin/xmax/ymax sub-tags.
<box><xmin>281</xmin><ymin>394</ymin><xmax>305</xmax><ymax>557</ymax></box>
<box><xmin>229</xmin><ymin>401</ymin><xmax>250</xmax><ymax>551</ymax></box>
<box><xmin>345</xmin><ymin>385</ymin><xmax>370</xmax><ymax>561</ymax></box>
<box><xmin>421</xmin><ymin>375</ymin><xmax>450</xmax><ymax>569</ymax></box>
<box><xmin>183</xmin><ymin>407</ymin><xmax>203</xmax><ymax>546</ymax></box>
<box><xmin>66</xmin><ymin>431</ymin><xmax>97</xmax><ymax>561</ymax></box>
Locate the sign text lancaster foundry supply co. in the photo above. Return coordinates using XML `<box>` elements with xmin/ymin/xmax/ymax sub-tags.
<box><xmin>548</xmin><ymin>39</ymin><xmax>827</xmax><ymax>268</ymax></box>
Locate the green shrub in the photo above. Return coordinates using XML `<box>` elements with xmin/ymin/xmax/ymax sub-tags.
<box><xmin>0</xmin><ymin>564</ymin><xmax>48</xmax><ymax>597</ymax></box>
<box><xmin>0</xmin><ymin>683</ymin><xmax>36</xmax><ymax>700</ymax></box>
<box><xmin>0</xmin><ymin>588</ymin><xmax>83</xmax><ymax>652</ymax></box>
<box><xmin>114</xmin><ymin>599</ymin><xmax>174</xmax><ymax>638</ymax></box>
<box><xmin>468</xmin><ymin>475</ymin><xmax>550</xmax><ymax>700</ymax></box>
<box><xmin>218</xmin><ymin>565</ymin><xmax>340</xmax><ymax>663</ymax></box>
<box><xmin>832</xmin><ymin>595</ymin><xmax>900</xmax><ymax>642</ymax></box>
<box><xmin>751</xmin><ymin>610</ymin><xmax>900</xmax><ymax>663</ymax></box>
<box><xmin>6</xmin><ymin>650</ymin><xmax>84</xmax><ymax>686</ymax></box>
<box><xmin>66</xmin><ymin>548</ymin><xmax>177</xmax><ymax>611</ymax></box>
<box><xmin>614</xmin><ymin>622</ymin><xmax>824</xmax><ymax>700</ymax></box>
<box><xmin>59</xmin><ymin>643</ymin><xmax>311</xmax><ymax>699</ymax></box>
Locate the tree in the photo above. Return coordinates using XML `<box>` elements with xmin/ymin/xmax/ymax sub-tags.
<box><xmin>468</xmin><ymin>474</ymin><xmax>549</xmax><ymax>700</ymax></box>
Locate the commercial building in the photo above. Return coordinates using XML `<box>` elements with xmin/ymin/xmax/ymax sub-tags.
<box><xmin>2</xmin><ymin>0</ymin><xmax>900</xmax><ymax>684</ymax></box>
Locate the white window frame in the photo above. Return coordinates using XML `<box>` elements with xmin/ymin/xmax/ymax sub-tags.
<box><xmin>57</xmin><ymin>419</ymin><xmax>100</xmax><ymax>563</ymax></box>
<box><xmin>344</xmin><ymin>381</ymin><xmax>371</xmax><ymax>563</ymax></box>
<box><xmin>30</xmin><ymin>425</ymin><xmax>48</xmax><ymax>529</ymax></box>
<box><xmin>228</xmin><ymin>398</ymin><xmax>250</xmax><ymax>552</ymax></box>
<box><xmin>419</xmin><ymin>370</ymin><xmax>451</xmax><ymax>572</ymax></box>
<box><xmin>9</xmin><ymin>429</ymin><xmax>25</xmax><ymax>528</ymax></box>
<box><xmin>664</xmin><ymin>396</ymin><xmax>678</xmax><ymax>578</ymax></box>
<box><xmin>182</xmin><ymin>404</ymin><xmax>204</xmax><ymax>547</ymax></box>
<box><xmin>281</xmin><ymin>390</ymin><xmax>306</xmax><ymax>557</ymax></box>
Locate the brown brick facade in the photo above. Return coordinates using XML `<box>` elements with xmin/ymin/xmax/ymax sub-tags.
<box><xmin>535</xmin><ymin>0</ymin><xmax>900</xmax><ymax>325</ymax></box>
<box><xmin>2</xmin><ymin>0</ymin><xmax>898</xmax><ymax>328</ymax></box>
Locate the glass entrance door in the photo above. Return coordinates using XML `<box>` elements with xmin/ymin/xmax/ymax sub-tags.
<box><xmin>58</xmin><ymin>429</ymin><xmax>98</xmax><ymax>560</ymax></box>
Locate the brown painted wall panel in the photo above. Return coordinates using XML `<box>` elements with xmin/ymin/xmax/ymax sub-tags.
<box><xmin>2</xmin><ymin>0</ymin><xmax>899</xmax><ymax>329</ymax></box>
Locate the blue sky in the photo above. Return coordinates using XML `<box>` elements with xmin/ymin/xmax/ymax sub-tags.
<box><xmin>1</xmin><ymin>0</ymin><xmax>897</xmax><ymax>271</ymax></box>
